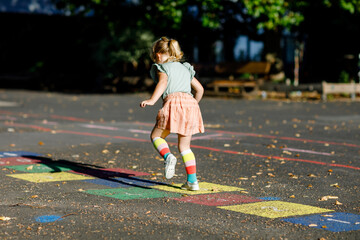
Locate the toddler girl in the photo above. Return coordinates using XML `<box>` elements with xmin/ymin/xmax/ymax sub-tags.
<box><xmin>140</xmin><ymin>37</ymin><xmax>205</xmax><ymax>190</ymax></box>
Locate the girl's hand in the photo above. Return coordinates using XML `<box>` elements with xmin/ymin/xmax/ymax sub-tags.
<box><xmin>140</xmin><ymin>99</ymin><xmax>155</xmax><ymax>108</ymax></box>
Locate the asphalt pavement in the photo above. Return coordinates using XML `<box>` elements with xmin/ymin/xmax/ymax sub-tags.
<box><xmin>0</xmin><ymin>89</ymin><xmax>359</xmax><ymax>239</ymax></box>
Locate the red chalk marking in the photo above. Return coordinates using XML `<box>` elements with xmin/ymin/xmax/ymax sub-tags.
<box><xmin>2</xmin><ymin>111</ymin><xmax>359</xmax><ymax>148</ymax></box>
<box><xmin>4</xmin><ymin>123</ymin><xmax>360</xmax><ymax>171</ymax></box>
<box><xmin>209</xmin><ymin>129</ymin><xmax>360</xmax><ymax>148</ymax></box>
<box><xmin>50</xmin><ymin>115</ymin><xmax>90</xmax><ymax>122</ymax></box>
<box><xmin>5</xmin><ymin>123</ymin><xmax>53</xmax><ymax>132</ymax></box>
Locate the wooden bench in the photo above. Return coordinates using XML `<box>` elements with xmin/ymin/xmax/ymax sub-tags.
<box><xmin>322</xmin><ymin>81</ymin><xmax>360</xmax><ymax>101</ymax></box>
<box><xmin>207</xmin><ymin>61</ymin><xmax>271</xmax><ymax>97</ymax></box>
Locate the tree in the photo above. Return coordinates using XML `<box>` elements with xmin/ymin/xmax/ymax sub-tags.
<box><xmin>53</xmin><ymin>0</ymin><xmax>360</xmax><ymax>83</ymax></box>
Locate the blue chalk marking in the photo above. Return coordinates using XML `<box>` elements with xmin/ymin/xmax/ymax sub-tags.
<box><xmin>282</xmin><ymin>212</ymin><xmax>360</xmax><ymax>232</ymax></box>
<box><xmin>258</xmin><ymin>197</ymin><xmax>281</xmax><ymax>201</ymax></box>
<box><xmin>0</xmin><ymin>151</ymin><xmax>42</xmax><ymax>158</ymax></box>
<box><xmin>35</xmin><ymin>215</ymin><xmax>62</xmax><ymax>223</ymax></box>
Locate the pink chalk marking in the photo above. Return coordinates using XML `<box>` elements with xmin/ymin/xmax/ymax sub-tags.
<box><xmin>129</xmin><ymin>129</ymin><xmax>152</xmax><ymax>134</ymax></box>
<box><xmin>282</xmin><ymin>147</ymin><xmax>333</xmax><ymax>156</ymax></box>
<box><xmin>192</xmin><ymin>133</ymin><xmax>223</xmax><ymax>140</ymax></box>
<box><xmin>173</xmin><ymin>193</ymin><xmax>262</xmax><ymax>206</ymax></box>
<box><xmin>41</xmin><ymin>121</ymin><xmax>58</xmax><ymax>125</ymax></box>
<box><xmin>0</xmin><ymin>157</ymin><xmax>42</xmax><ymax>166</ymax></box>
<box><xmin>81</xmin><ymin>124</ymin><xmax>119</xmax><ymax>131</ymax></box>
<box><xmin>0</xmin><ymin>115</ymin><xmax>17</xmax><ymax>120</ymax></box>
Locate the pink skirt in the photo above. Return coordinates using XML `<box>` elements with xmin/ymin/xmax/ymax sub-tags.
<box><xmin>156</xmin><ymin>92</ymin><xmax>205</xmax><ymax>136</ymax></box>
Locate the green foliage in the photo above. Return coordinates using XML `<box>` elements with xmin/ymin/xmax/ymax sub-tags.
<box><xmin>52</xmin><ymin>0</ymin><xmax>360</xmax><ymax>79</ymax></box>
<box><xmin>323</xmin><ymin>0</ymin><xmax>360</xmax><ymax>14</ymax></box>
<box><xmin>243</xmin><ymin>0</ymin><xmax>305</xmax><ymax>30</ymax></box>
<box><xmin>339</xmin><ymin>71</ymin><xmax>350</xmax><ymax>83</ymax></box>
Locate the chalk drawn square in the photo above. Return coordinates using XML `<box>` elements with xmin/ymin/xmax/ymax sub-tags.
<box><xmin>152</xmin><ymin>182</ymin><xmax>245</xmax><ymax>195</ymax></box>
<box><xmin>173</xmin><ymin>193</ymin><xmax>262</xmax><ymax>206</ymax></box>
<box><xmin>7</xmin><ymin>172</ymin><xmax>94</xmax><ymax>183</ymax></box>
<box><xmin>85</xmin><ymin>187</ymin><xmax>181</xmax><ymax>200</ymax></box>
<box><xmin>218</xmin><ymin>201</ymin><xmax>333</xmax><ymax>219</ymax></box>
<box><xmin>258</xmin><ymin>197</ymin><xmax>281</xmax><ymax>201</ymax></box>
<box><xmin>5</xmin><ymin>163</ymin><xmax>77</xmax><ymax>173</ymax></box>
<box><xmin>70</xmin><ymin>168</ymin><xmax>150</xmax><ymax>178</ymax></box>
<box><xmin>83</xmin><ymin>177</ymin><xmax>164</xmax><ymax>188</ymax></box>
<box><xmin>0</xmin><ymin>157</ymin><xmax>43</xmax><ymax>166</ymax></box>
<box><xmin>282</xmin><ymin>212</ymin><xmax>360</xmax><ymax>232</ymax></box>
<box><xmin>0</xmin><ymin>151</ymin><xmax>42</xmax><ymax>159</ymax></box>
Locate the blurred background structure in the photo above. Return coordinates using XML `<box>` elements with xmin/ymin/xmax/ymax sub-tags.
<box><xmin>0</xmin><ymin>0</ymin><xmax>359</xmax><ymax>94</ymax></box>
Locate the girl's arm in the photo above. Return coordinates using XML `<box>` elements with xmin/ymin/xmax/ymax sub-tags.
<box><xmin>191</xmin><ymin>77</ymin><xmax>204</xmax><ymax>103</ymax></box>
<box><xmin>140</xmin><ymin>72</ymin><xmax>168</xmax><ymax>108</ymax></box>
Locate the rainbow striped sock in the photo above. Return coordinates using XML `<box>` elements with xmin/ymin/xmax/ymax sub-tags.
<box><xmin>152</xmin><ymin>137</ymin><xmax>171</xmax><ymax>160</ymax></box>
<box><xmin>181</xmin><ymin>149</ymin><xmax>197</xmax><ymax>183</ymax></box>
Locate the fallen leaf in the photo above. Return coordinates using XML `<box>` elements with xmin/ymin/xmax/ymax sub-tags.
<box><xmin>330</xmin><ymin>183</ymin><xmax>340</xmax><ymax>188</ymax></box>
<box><xmin>0</xmin><ymin>216</ymin><xmax>11</xmax><ymax>221</ymax></box>
<box><xmin>26</xmin><ymin>166</ymin><xmax>34</xmax><ymax>170</ymax></box>
<box><xmin>239</xmin><ymin>177</ymin><xmax>248</xmax><ymax>180</ymax></box>
<box><xmin>335</xmin><ymin>200</ymin><xmax>343</xmax><ymax>205</ymax></box>
<box><xmin>283</xmin><ymin>151</ymin><xmax>292</xmax><ymax>155</ymax></box>
<box><xmin>308</xmin><ymin>174</ymin><xmax>317</xmax><ymax>177</ymax></box>
<box><xmin>31</xmin><ymin>195</ymin><xmax>38</xmax><ymax>198</ymax></box>
<box><xmin>319</xmin><ymin>196</ymin><xmax>338</xmax><ymax>201</ymax></box>
<box><xmin>289</xmin><ymin>195</ymin><xmax>295</xmax><ymax>198</ymax></box>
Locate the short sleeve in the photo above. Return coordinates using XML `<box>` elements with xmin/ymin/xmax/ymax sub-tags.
<box><xmin>182</xmin><ymin>62</ymin><xmax>196</xmax><ymax>80</ymax></box>
<box><xmin>150</xmin><ymin>63</ymin><xmax>167</xmax><ymax>82</ymax></box>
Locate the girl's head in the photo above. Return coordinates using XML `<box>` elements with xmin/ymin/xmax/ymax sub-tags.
<box><xmin>151</xmin><ymin>37</ymin><xmax>183</xmax><ymax>63</ymax></box>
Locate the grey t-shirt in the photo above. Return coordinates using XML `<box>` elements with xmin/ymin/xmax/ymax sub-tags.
<box><xmin>150</xmin><ymin>62</ymin><xmax>195</xmax><ymax>99</ymax></box>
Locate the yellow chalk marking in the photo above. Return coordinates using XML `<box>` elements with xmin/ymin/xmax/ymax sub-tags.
<box><xmin>152</xmin><ymin>182</ymin><xmax>245</xmax><ymax>195</ymax></box>
<box><xmin>218</xmin><ymin>201</ymin><xmax>333</xmax><ymax>219</ymax></box>
<box><xmin>7</xmin><ymin>172</ymin><xmax>94</xmax><ymax>183</ymax></box>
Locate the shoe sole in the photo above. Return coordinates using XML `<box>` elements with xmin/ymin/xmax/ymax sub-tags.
<box><xmin>181</xmin><ymin>183</ymin><xmax>200</xmax><ymax>191</ymax></box>
<box><xmin>165</xmin><ymin>155</ymin><xmax>177</xmax><ymax>179</ymax></box>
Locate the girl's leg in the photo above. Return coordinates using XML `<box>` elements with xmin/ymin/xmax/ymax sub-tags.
<box><xmin>151</xmin><ymin>127</ymin><xmax>171</xmax><ymax>159</ymax></box>
<box><xmin>178</xmin><ymin>134</ymin><xmax>199</xmax><ymax>189</ymax></box>
<box><xmin>151</xmin><ymin>127</ymin><xmax>176</xmax><ymax>179</ymax></box>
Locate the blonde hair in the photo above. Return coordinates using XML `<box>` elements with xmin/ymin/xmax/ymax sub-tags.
<box><xmin>151</xmin><ymin>36</ymin><xmax>184</xmax><ymax>63</ymax></box>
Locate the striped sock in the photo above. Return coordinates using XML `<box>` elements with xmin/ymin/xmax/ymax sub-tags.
<box><xmin>181</xmin><ymin>149</ymin><xmax>197</xmax><ymax>183</ymax></box>
<box><xmin>152</xmin><ymin>137</ymin><xmax>171</xmax><ymax>160</ymax></box>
